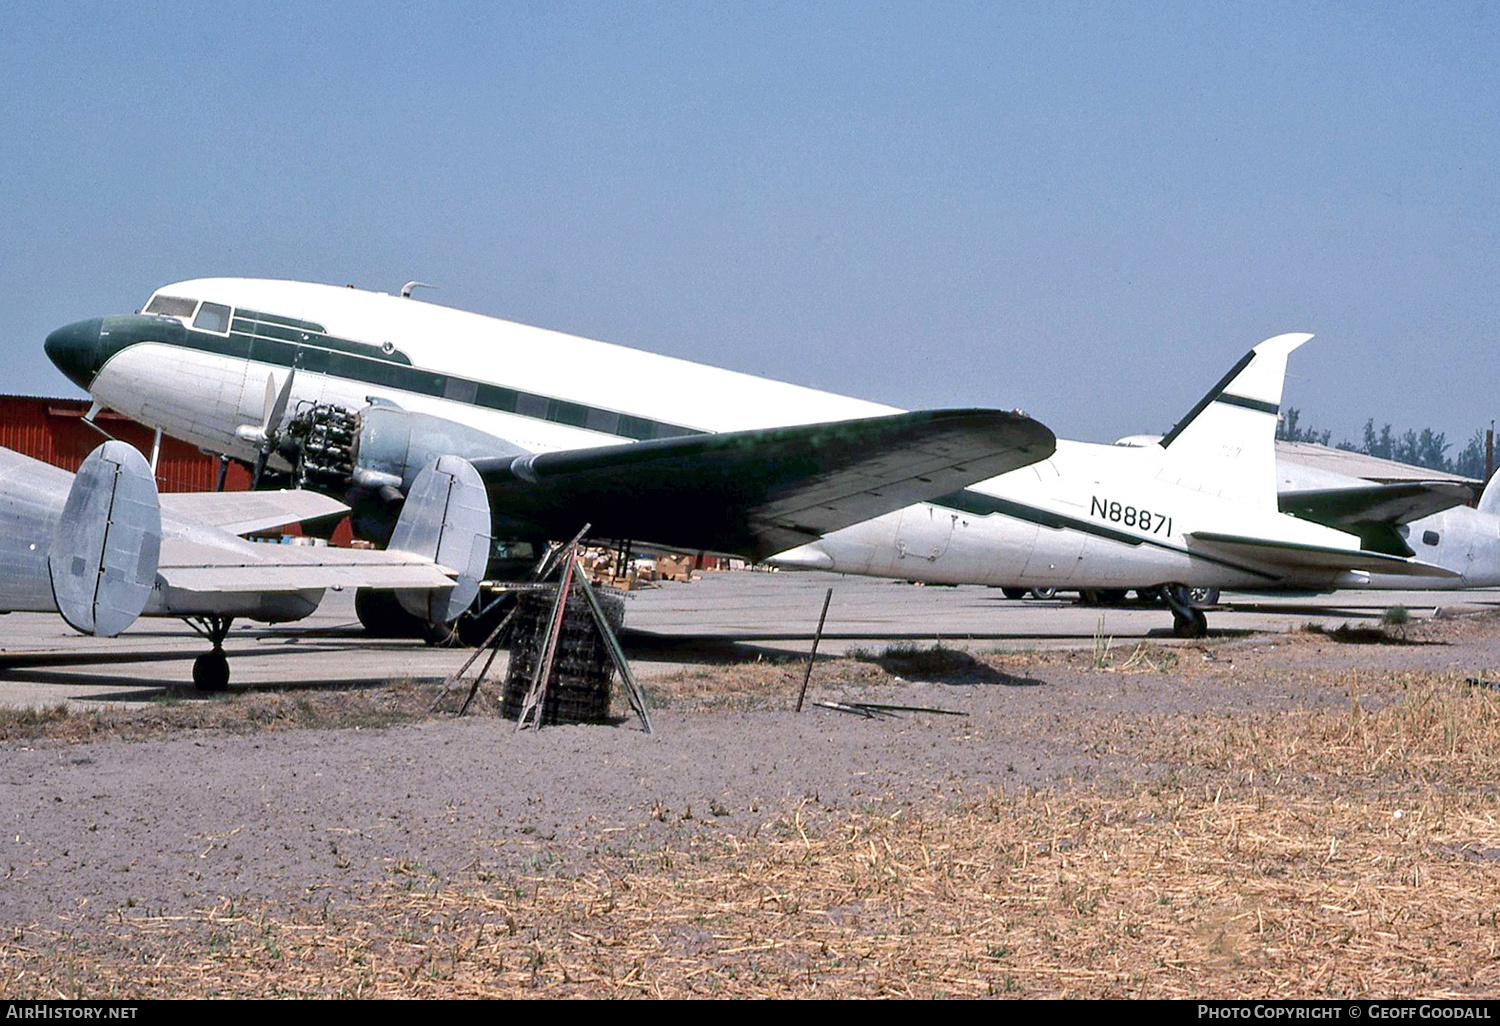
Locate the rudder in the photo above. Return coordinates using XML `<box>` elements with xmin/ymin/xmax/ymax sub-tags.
<box><xmin>48</xmin><ymin>441</ymin><xmax>162</xmax><ymax>637</ymax></box>
<box><xmin>389</xmin><ymin>455</ymin><xmax>492</xmax><ymax>624</ymax></box>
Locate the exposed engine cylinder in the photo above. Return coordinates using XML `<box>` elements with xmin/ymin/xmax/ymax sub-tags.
<box><xmin>284</xmin><ymin>402</ymin><xmax>358</xmax><ymax>490</ymax></box>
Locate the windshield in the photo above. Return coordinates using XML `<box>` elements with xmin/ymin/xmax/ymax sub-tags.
<box><xmin>143</xmin><ymin>294</ymin><xmax>198</xmax><ymax>318</ymax></box>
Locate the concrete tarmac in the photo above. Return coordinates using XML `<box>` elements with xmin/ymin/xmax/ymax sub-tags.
<box><xmin>0</xmin><ymin>571</ymin><xmax>1495</xmax><ymax>710</ymax></box>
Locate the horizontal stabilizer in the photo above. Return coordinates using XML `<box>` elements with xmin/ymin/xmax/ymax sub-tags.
<box><xmin>157</xmin><ymin>546</ymin><xmax>455</xmax><ymax>593</ymax></box>
<box><xmin>473</xmin><ymin>408</ymin><xmax>1055</xmax><ymax>559</ymax></box>
<box><xmin>48</xmin><ymin>442</ymin><xmax>162</xmax><ymax>636</ymax></box>
<box><xmin>1281</xmin><ymin>481</ymin><xmax>1473</xmax><ymax>529</ymax></box>
<box><xmin>1187</xmin><ymin>531</ymin><xmax>1461</xmax><ymax>579</ymax></box>
<box><xmin>160</xmin><ymin>489</ymin><xmax>349</xmax><ymax>535</ymax></box>
<box><xmin>389</xmin><ymin>455</ymin><xmax>492</xmax><ymax>623</ymax></box>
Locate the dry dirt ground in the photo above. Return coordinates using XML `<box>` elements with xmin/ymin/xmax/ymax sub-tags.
<box><xmin>2</xmin><ymin>615</ymin><xmax>1499</xmax><ymax>998</ymax></box>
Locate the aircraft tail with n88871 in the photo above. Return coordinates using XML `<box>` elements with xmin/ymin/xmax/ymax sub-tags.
<box><xmin>773</xmin><ymin>331</ymin><xmax>1457</xmax><ymax>637</ymax></box>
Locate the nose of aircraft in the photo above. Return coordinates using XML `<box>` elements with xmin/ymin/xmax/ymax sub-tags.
<box><xmin>45</xmin><ymin>318</ymin><xmax>104</xmax><ymax>389</ymax></box>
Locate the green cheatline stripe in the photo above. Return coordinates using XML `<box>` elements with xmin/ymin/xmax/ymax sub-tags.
<box><xmin>928</xmin><ymin>489</ymin><xmax>1282</xmax><ymax>581</ymax></box>
<box><xmin>150</xmin><ymin>324</ymin><xmax>707</xmax><ymax>444</ymax></box>
<box><xmin>1215</xmin><ymin>393</ymin><xmax>1280</xmax><ymax>415</ymax></box>
<box><xmin>1157</xmin><ymin>348</ymin><xmax>1256</xmax><ymax>448</ymax></box>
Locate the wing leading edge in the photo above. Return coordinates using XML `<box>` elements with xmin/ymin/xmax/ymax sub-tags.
<box><xmin>473</xmin><ymin>409</ymin><xmax>1056</xmax><ymax>559</ymax></box>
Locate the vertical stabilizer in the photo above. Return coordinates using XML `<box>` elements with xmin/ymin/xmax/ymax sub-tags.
<box><xmin>1478</xmin><ymin>472</ymin><xmax>1500</xmax><ymax>517</ymax></box>
<box><xmin>1156</xmin><ymin>332</ymin><xmax>1312</xmax><ymax>510</ymax></box>
<box><xmin>389</xmin><ymin>455</ymin><xmax>492</xmax><ymax>624</ymax></box>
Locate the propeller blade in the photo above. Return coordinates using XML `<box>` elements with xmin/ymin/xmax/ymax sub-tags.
<box><xmin>251</xmin><ymin>449</ymin><xmax>270</xmax><ymax>490</ymax></box>
<box><xmin>262</xmin><ymin>374</ymin><xmax>277</xmax><ymax>433</ymax></box>
<box><xmin>250</xmin><ymin>369</ymin><xmax>297</xmax><ymax>490</ymax></box>
<box><xmin>264</xmin><ymin>368</ymin><xmax>296</xmax><ymax>439</ymax></box>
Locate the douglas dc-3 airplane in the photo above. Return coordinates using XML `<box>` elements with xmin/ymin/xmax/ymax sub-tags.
<box><xmin>45</xmin><ymin>279</ymin><xmax>1455</xmax><ymax>639</ymax></box>
<box><xmin>0</xmin><ymin>440</ymin><xmax>489</xmax><ymax>689</ymax></box>
<box><xmin>44</xmin><ymin>279</ymin><xmax>1054</xmax><ymax>632</ymax></box>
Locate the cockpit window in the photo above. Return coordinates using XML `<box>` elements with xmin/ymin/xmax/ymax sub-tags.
<box><xmin>192</xmin><ymin>302</ymin><xmax>232</xmax><ymax>333</ymax></box>
<box><xmin>144</xmin><ymin>294</ymin><xmax>199</xmax><ymax>318</ymax></box>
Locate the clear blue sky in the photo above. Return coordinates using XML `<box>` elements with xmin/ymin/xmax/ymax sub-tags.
<box><xmin>3</xmin><ymin>2</ymin><xmax>1496</xmax><ymax>450</ymax></box>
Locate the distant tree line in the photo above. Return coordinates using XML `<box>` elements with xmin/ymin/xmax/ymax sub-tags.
<box><xmin>1277</xmin><ymin>408</ymin><xmax>1492</xmax><ymax>479</ymax></box>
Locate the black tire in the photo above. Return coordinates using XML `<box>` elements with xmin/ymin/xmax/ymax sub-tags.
<box><xmin>422</xmin><ymin>620</ymin><xmax>460</xmax><ymax>646</ymax></box>
<box><xmin>1001</xmin><ymin>587</ymin><xmax>1028</xmax><ymax>600</ymax></box>
<box><xmin>1188</xmin><ymin>586</ymin><xmax>1220</xmax><ymax>606</ymax></box>
<box><xmin>1028</xmin><ymin>587</ymin><xmax>1057</xmax><ymax>601</ymax></box>
<box><xmin>1172</xmin><ymin>609</ymin><xmax>1209</xmax><ymax>639</ymax></box>
<box><xmin>193</xmin><ymin>651</ymin><xmax>230</xmax><ymax>692</ymax></box>
<box><xmin>354</xmin><ymin>588</ymin><xmax>428</xmax><ymax>638</ymax></box>
<box><xmin>456</xmin><ymin>593</ymin><xmax>517</xmax><ymax>648</ymax></box>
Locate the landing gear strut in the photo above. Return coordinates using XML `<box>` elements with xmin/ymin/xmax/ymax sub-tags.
<box><xmin>1162</xmin><ymin>584</ymin><xmax>1209</xmax><ymax>639</ymax></box>
<box><xmin>185</xmin><ymin>616</ymin><xmax>234</xmax><ymax>691</ymax></box>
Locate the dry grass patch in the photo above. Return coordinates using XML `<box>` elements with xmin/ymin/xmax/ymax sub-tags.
<box><xmin>640</xmin><ymin>657</ymin><xmax>889</xmax><ymax>712</ymax></box>
<box><xmin>5</xmin><ymin>788</ymin><xmax>1496</xmax><ymax>999</ymax></box>
<box><xmin>0</xmin><ymin>678</ymin><xmax>464</xmax><ymax>744</ymax></box>
<box><xmin>7</xmin><ymin>669</ymin><xmax>1499</xmax><ymax>999</ymax></box>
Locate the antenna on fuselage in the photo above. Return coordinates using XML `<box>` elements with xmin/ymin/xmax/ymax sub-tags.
<box><xmin>401</xmin><ymin>281</ymin><xmax>436</xmax><ymax>298</ymax></box>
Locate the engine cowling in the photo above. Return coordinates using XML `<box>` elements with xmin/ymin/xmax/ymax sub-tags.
<box><xmin>280</xmin><ymin>401</ymin><xmax>524</xmax><ymax>548</ymax></box>
<box><xmin>286</xmin><ymin>402</ymin><xmax>524</xmax><ymax>494</ymax></box>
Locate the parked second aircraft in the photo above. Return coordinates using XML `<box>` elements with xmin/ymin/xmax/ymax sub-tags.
<box><xmin>770</xmin><ymin>332</ymin><xmax>1460</xmax><ymax>632</ymax></box>
<box><xmin>0</xmin><ymin>440</ymin><xmax>489</xmax><ymax>688</ymax></box>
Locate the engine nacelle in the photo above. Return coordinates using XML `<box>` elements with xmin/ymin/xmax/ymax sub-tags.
<box><xmin>352</xmin><ymin>403</ymin><xmax>526</xmax><ymax>492</ymax></box>
<box><xmin>285</xmin><ymin>402</ymin><xmax>524</xmax><ymax>496</ymax></box>
<box><xmin>281</xmin><ymin>401</ymin><xmax>522</xmax><ymax>547</ymax></box>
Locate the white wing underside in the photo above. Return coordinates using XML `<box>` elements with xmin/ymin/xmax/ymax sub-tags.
<box><xmin>157</xmin><ymin>537</ymin><xmax>455</xmax><ymax>593</ymax></box>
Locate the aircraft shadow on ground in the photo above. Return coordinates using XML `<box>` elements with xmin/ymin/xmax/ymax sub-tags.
<box><xmin>1301</xmin><ymin>624</ymin><xmax>1449</xmax><ymax>646</ymax></box>
<box><xmin>3</xmin><ymin>669</ymin><xmax>439</xmax><ymax>700</ymax></box>
<box><xmin>619</xmin><ymin>633</ymin><xmax>1046</xmax><ymax>686</ymax></box>
<box><xmin>843</xmin><ymin>646</ymin><xmax>1045</xmax><ymax>687</ymax></box>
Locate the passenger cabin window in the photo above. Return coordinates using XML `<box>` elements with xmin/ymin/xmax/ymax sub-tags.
<box><xmin>144</xmin><ymin>295</ymin><xmax>199</xmax><ymax>319</ymax></box>
<box><xmin>585</xmin><ymin>408</ymin><xmax>620</xmax><ymax>434</ymax></box>
<box><xmin>1423</xmin><ymin>530</ymin><xmax>1441</xmax><ymax>547</ymax></box>
<box><xmin>515</xmin><ymin>393</ymin><xmax>549</xmax><ymax>419</ymax></box>
<box><xmin>443</xmin><ymin>378</ymin><xmax>478</xmax><ymax>404</ymax></box>
<box><xmin>192</xmin><ymin>302</ymin><xmax>232</xmax><ymax>334</ymax></box>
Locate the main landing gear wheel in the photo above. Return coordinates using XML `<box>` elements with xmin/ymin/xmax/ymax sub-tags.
<box><xmin>354</xmin><ymin>588</ymin><xmax>429</xmax><ymax>638</ymax></box>
<box><xmin>1001</xmin><ymin>587</ymin><xmax>1028</xmax><ymax>600</ymax></box>
<box><xmin>193</xmin><ymin>650</ymin><xmax>230</xmax><ymax>692</ymax></box>
<box><xmin>185</xmin><ymin>615</ymin><xmax>235</xmax><ymax>692</ymax></box>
